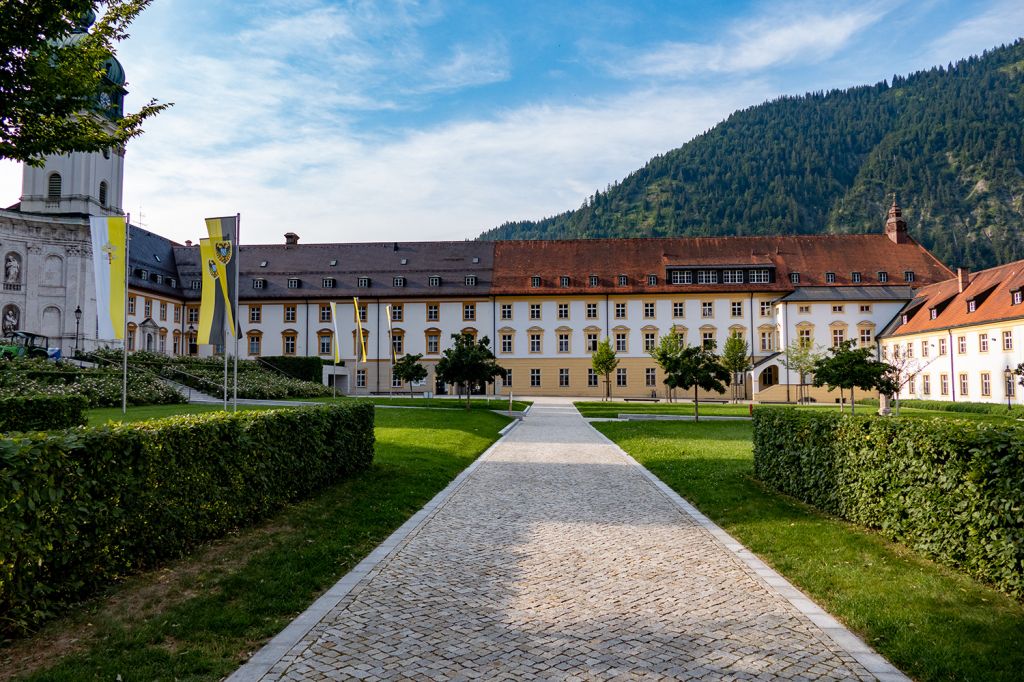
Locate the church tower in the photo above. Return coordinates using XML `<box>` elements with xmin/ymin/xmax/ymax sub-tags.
<box><xmin>18</xmin><ymin>11</ymin><xmax>127</xmax><ymax>218</ymax></box>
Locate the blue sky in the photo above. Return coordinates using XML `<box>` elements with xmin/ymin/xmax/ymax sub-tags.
<box><xmin>2</xmin><ymin>0</ymin><xmax>1022</xmax><ymax>245</ymax></box>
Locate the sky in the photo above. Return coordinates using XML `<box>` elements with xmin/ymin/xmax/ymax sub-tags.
<box><xmin>2</xmin><ymin>0</ymin><xmax>1023</xmax><ymax>246</ymax></box>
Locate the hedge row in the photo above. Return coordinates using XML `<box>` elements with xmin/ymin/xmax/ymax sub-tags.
<box><xmin>0</xmin><ymin>402</ymin><xmax>374</xmax><ymax>636</ymax></box>
<box><xmin>0</xmin><ymin>395</ymin><xmax>88</xmax><ymax>433</ymax></box>
<box><xmin>753</xmin><ymin>409</ymin><xmax>1024</xmax><ymax>598</ymax></box>
<box><xmin>259</xmin><ymin>356</ymin><xmax>326</xmax><ymax>383</ymax></box>
<box><xmin>858</xmin><ymin>397</ymin><xmax>1024</xmax><ymax>417</ymax></box>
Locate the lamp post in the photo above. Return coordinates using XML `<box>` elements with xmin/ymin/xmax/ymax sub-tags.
<box><xmin>187</xmin><ymin>324</ymin><xmax>196</xmax><ymax>356</ymax></box>
<box><xmin>73</xmin><ymin>305</ymin><xmax>82</xmax><ymax>355</ymax></box>
<box><xmin>1006</xmin><ymin>365</ymin><xmax>1014</xmax><ymax>410</ymax></box>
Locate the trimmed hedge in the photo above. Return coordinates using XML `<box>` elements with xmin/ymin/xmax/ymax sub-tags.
<box><xmin>753</xmin><ymin>409</ymin><xmax>1024</xmax><ymax>598</ymax></box>
<box><xmin>0</xmin><ymin>395</ymin><xmax>88</xmax><ymax>432</ymax></box>
<box><xmin>259</xmin><ymin>356</ymin><xmax>326</xmax><ymax>384</ymax></box>
<box><xmin>0</xmin><ymin>402</ymin><xmax>374</xmax><ymax>636</ymax></box>
<box><xmin>857</xmin><ymin>397</ymin><xmax>1024</xmax><ymax>417</ymax></box>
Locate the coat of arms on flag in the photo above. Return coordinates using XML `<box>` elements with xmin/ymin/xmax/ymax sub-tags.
<box><xmin>215</xmin><ymin>241</ymin><xmax>232</xmax><ymax>264</ymax></box>
<box><xmin>207</xmin><ymin>258</ymin><xmax>219</xmax><ymax>279</ymax></box>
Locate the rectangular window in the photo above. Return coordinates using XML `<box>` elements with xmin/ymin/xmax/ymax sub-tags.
<box><xmin>832</xmin><ymin>328</ymin><xmax>845</xmax><ymax>347</ymax></box>
<box><xmin>285</xmin><ymin>304</ymin><xmax>297</xmax><ymax>323</ymax></box>
<box><xmin>760</xmin><ymin>301</ymin><xmax>772</xmax><ymax>317</ymax></box>
<box><xmin>645</xmin><ymin>367</ymin><xmax>657</xmax><ymax>387</ymax></box>
<box><xmin>697</xmin><ymin>270</ymin><xmax>718</xmax><ymax>284</ymax></box>
<box><xmin>426</xmin><ymin>303</ymin><xmax>439</xmax><ymax>322</ymax></box>
<box><xmin>904</xmin><ymin>271</ymin><xmax>915</xmax><ymax>283</ymax></box>
<box><xmin>831</xmin><ymin>305</ymin><xmax>844</xmax><ymax>313</ymax></box>
<box><xmin>357</xmin><ymin>277</ymin><xmax>370</xmax><ymax>288</ymax></box>
<box><xmin>558</xmin><ymin>303</ymin><xmax>569</xmax><ymax>320</ymax></box>
<box><xmin>173</xmin><ymin>305</ymin><xmax>181</xmax><ymax>324</ymax></box>
<box><xmin>702</xmin><ymin>331</ymin><xmax>715</xmax><ymax>349</ymax></box>
<box><xmin>317</xmin><ymin>334</ymin><xmax>331</xmax><ymax>355</ymax></box>
<box><xmin>531</xmin><ymin>276</ymin><xmax>541</xmax><ymax>287</ymax></box>
<box><xmin>940</xmin><ymin>373</ymin><xmax>949</xmax><ymax>396</ymax></box>
<box><xmin>356</xmin><ymin>369</ymin><xmax>366</xmax><ymax>388</ymax></box>
<box><xmin>391</xmin><ymin>304</ymin><xmax>403</xmax><ymax>322</ymax></box>
<box><xmin>530</xmin><ymin>369</ymin><xmax>541</xmax><ymax>387</ymax></box>
<box><xmin>187</xmin><ymin>306</ymin><xmax>198</xmax><ymax>324</ymax></box>
<box><xmin>731</xmin><ymin>301</ymin><xmax>742</xmax><ymax>317</ymax></box>
<box><xmin>1008</xmin><ymin>373</ymin><xmax>1017</xmax><ymax>397</ymax></box>
<box><xmin>392</xmin><ymin>372</ymin><xmax>403</xmax><ymax>389</ymax></box>
<box><xmin>723</xmin><ymin>269</ymin><xmax>743</xmax><ymax>284</ymax></box>
<box><xmin>530</xmin><ymin>303</ymin><xmax>541</xmax><ymax>320</ymax></box>
<box><xmin>249</xmin><ymin>305</ymin><xmax>262</xmax><ymax>323</ymax></box>
<box><xmin>393</xmin><ymin>276</ymin><xmax>406</xmax><ymax>287</ymax></box>
<box><xmin>248</xmin><ymin>334</ymin><xmax>261</xmax><ymax>355</ymax></box>
<box><xmin>922</xmin><ymin>374</ymin><xmax>931</xmax><ymax>396</ymax></box>
<box><xmin>1014</xmin><ymin>290</ymin><xmax>1023</xmax><ymax>306</ymax></box>
<box><xmin>647</xmin><ymin>274</ymin><xmax>657</xmax><ymax>286</ymax></box>
<box><xmin>588</xmin><ymin>368</ymin><xmax>598</xmax><ymax>387</ymax></box>
<box><xmin>615</xmin><ymin>332</ymin><xmax>627</xmax><ymax>353</ymax></box>
<box><xmin>560</xmin><ymin>275</ymin><xmax>570</xmax><ymax>288</ymax></box>
<box><xmin>798</xmin><ymin>304</ymin><xmax>811</xmax><ymax>314</ymax></box>
<box><xmin>559</xmin><ymin>368</ymin><xmax>569</xmax><ymax>387</ymax></box>
<box><xmin>429</xmin><ymin>275</ymin><xmax>441</xmax><ymax>287</ymax></box>
<box><xmin>760</xmin><ymin>331</ymin><xmax>773</xmax><ymax>352</ymax></box>
<box><xmin>611</xmin><ymin>302</ymin><xmax>624</xmax><ymax>319</ymax></box>
<box><xmin>981</xmin><ymin>372</ymin><xmax>991</xmax><ymax>397</ymax></box>
<box><xmin>288</xmin><ymin>278</ymin><xmax>300</xmax><ymax>289</ymax></box>
<box><xmin>701</xmin><ymin>302</ymin><xmax>713</xmax><ymax>318</ymax></box>
<box><xmin>586</xmin><ymin>333</ymin><xmax>598</xmax><ymax>353</ymax></box>
<box><xmin>825</xmin><ymin>272</ymin><xmax>836</xmax><ymax>283</ymax></box>
<box><xmin>644</xmin><ymin>331</ymin><xmax>656</xmax><ymax>351</ymax></box>
<box><xmin>878</xmin><ymin>271</ymin><xmax>889</xmax><ymax>283</ymax></box>
<box><xmin>155</xmin><ymin>302</ymin><xmax>165</xmax><ymax>321</ymax></box>
<box><xmin>798</xmin><ymin>328</ymin><xmax>812</xmax><ymax>347</ymax></box>
<box><xmin>143</xmin><ymin>299</ymin><xmax>152</xmax><ymax>318</ymax></box>
<box><xmin>504</xmin><ymin>369</ymin><xmax>513</xmax><ymax>387</ymax></box>
<box><xmin>391</xmin><ymin>333</ymin><xmax>403</xmax><ymax>356</ymax></box>
<box><xmin>968</xmin><ymin>300</ymin><xmax>977</xmax><ymax>313</ymax></box>
<box><xmin>851</xmin><ymin>272</ymin><xmax>862</xmax><ymax>283</ymax></box>
<box><xmin>323</xmin><ymin>278</ymin><xmax>335</xmax><ymax>288</ymax></box>
<box><xmin>859</xmin><ymin>304</ymin><xmax>872</xmax><ymax>313</ymax></box>
<box><xmin>529</xmin><ymin>333</ymin><xmax>541</xmax><ymax>353</ymax></box>
<box><xmin>589</xmin><ymin>274</ymin><xmax>599</xmax><ymax>287</ymax></box>
<box><xmin>856</xmin><ymin>328</ymin><xmax>870</xmax><ymax>346</ymax></box>
<box><xmin>320</xmin><ymin>304</ymin><xmax>331</xmax><ymax>323</ymax></box>
<box><xmin>958</xmin><ymin>336</ymin><xmax>967</xmax><ymax>354</ymax></box>
<box><xmin>501</xmin><ymin>304</ymin><xmax>512</xmax><ymax>320</ymax></box>
<box><xmin>191</xmin><ymin>280</ymin><xmax>200</xmax><ymax>290</ymax></box>
<box><xmin>558</xmin><ymin>333</ymin><xmax>570</xmax><ymax>353</ymax></box>
<box><xmin>979</xmin><ymin>335</ymin><xmax>989</xmax><ymax>352</ymax></box>
<box><xmin>586</xmin><ymin>303</ymin><xmax>598</xmax><ymax>319</ymax></box>
<box><xmin>906</xmin><ymin>342</ymin><xmax>913</xmax><ymax>358</ymax></box>
<box><xmin>789</xmin><ymin>272</ymin><xmax>800</xmax><ymax>284</ymax></box>
<box><xmin>673</xmin><ymin>302</ymin><xmax>685</xmax><ymax>318</ymax></box>
<box><xmin>465</xmin><ymin>275</ymin><xmax>477</xmax><ymax>286</ymax></box>
<box><xmin>501</xmin><ymin>334</ymin><xmax>512</xmax><ymax>354</ymax></box>
<box><xmin>671</xmin><ymin>270</ymin><xmax>692</xmax><ymax>285</ymax></box>
<box><xmin>618</xmin><ymin>274</ymin><xmax>628</xmax><ymax>286</ymax></box>
<box><xmin>643</xmin><ymin>302</ymin><xmax>655</xmax><ymax>319</ymax></box>
<box><xmin>959</xmin><ymin>373</ymin><xmax>969</xmax><ymax>396</ymax></box>
<box><xmin>616</xmin><ymin>367</ymin><xmax>627</xmax><ymax>387</ymax></box>
<box><xmin>938</xmin><ymin>337</ymin><xmax>947</xmax><ymax>355</ymax></box>
<box><xmin>427</xmin><ymin>333</ymin><xmax>440</xmax><ymax>354</ymax></box>
<box><xmin>745</xmin><ymin>269</ymin><xmax>769</xmax><ymax>284</ymax></box>
<box><xmin>283</xmin><ymin>333</ymin><xmax>296</xmax><ymax>355</ymax></box>
<box><xmin>463</xmin><ymin>303</ymin><xmax>476</xmax><ymax>321</ymax></box>
<box><xmin>1003</xmin><ymin>331</ymin><xmax>1013</xmax><ymax>351</ymax></box>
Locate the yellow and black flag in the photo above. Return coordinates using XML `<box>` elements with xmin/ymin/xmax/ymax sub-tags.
<box><xmin>197</xmin><ymin>216</ymin><xmax>239</xmax><ymax>346</ymax></box>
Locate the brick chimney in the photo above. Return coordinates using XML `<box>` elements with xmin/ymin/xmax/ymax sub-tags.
<box><xmin>957</xmin><ymin>267</ymin><xmax>970</xmax><ymax>293</ymax></box>
<box><xmin>185</xmin><ymin>239</ymin><xmax>192</xmax><ymax>247</ymax></box>
<box><xmin>284</xmin><ymin>232</ymin><xmax>299</xmax><ymax>246</ymax></box>
<box><xmin>885</xmin><ymin>198</ymin><xmax>909</xmax><ymax>244</ymax></box>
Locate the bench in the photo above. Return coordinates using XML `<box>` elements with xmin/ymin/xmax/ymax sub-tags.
<box><xmin>623</xmin><ymin>397</ymin><xmax>660</xmax><ymax>403</ymax></box>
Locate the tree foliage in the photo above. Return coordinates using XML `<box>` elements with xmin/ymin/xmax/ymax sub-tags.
<box><xmin>481</xmin><ymin>39</ymin><xmax>1024</xmax><ymax>270</ymax></box>
<box><xmin>392</xmin><ymin>353</ymin><xmax>427</xmax><ymax>398</ymax></box>
<box><xmin>721</xmin><ymin>334</ymin><xmax>752</xmax><ymax>402</ymax></box>
<box><xmin>435</xmin><ymin>333</ymin><xmax>505</xmax><ymax>409</ymax></box>
<box><xmin>780</xmin><ymin>339</ymin><xmax>824</xmax><ymax>403</ymax></box>
<box><xmin>652</xmin><ymin>340</ymin><xmax>729</xmax><ymax>421</ymax></box>
<box><xmin>591</xmin><ymin>337</ymin><xmax>618</xmax><ymax>400</ymax></box>
<box><xmin>0</xmin><ymin>1</ymin><xmax>169</xmax><ymax>164</ymax></box>
<box><xmin>812</xmin><ymin>341</ymin><xmax>896</xmax><ymax>414</ymax></box>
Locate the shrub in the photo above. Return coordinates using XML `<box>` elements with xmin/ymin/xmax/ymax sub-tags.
<box><xmin>856</xmin><ymin>397</ymin><xmax>1024</xmax><ymax>417</ymax></box>
<box><xmin>0</xmin><ymin>395</ymin><xmax>88</xmax><ymax>432</ymax></box>
<box><xmin>0</xmin><ymin>358</ymin><xmax>185</xmax><ymax>408</ymax></box>
<box><xmin>258</xmin><ymin>356</ymin><xmax>326</xmax><ymax>383</ymax></box>
<box><xmin>0</xmin><ymin>402</ymin><xmax>374</xmax><ymax>636</ymax></box>
<box><xmin>753</xmin><ymin>409</ymin><xmax>1024</xmax><ymax>598</ymax></box>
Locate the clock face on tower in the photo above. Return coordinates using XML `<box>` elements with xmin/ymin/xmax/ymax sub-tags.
<box><xmin>98</xmin><ymin>92</ymin><xmax>111</xmax><ymax>109</ymax></box>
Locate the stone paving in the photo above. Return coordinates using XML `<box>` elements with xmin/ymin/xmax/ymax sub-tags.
<box><xmin>231</xmin><ymin>399</ymin><xmax>905</xmax><ymax>681</ymax></box>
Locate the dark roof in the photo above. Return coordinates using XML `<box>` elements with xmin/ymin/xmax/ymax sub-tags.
<box><xmin>780</xmin><ymin>286</ymin><xmax>916</xmax><ymax>302</ymax></box>
<box><xmin>127</xmin><ymin>224</ymin><xmax>182</xmax><ymax>297</ymax></box>
<box><xmin>174</xmin><ymin>241</ymin><xmax>495</xmax><ymax>301</ymax></box>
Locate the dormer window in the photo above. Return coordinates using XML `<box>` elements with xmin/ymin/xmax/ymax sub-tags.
<box><xmin>140</xmin><ymin>269</ymin><xmax>148</xmax><ymax>280</ymax></box>
<box><xmin>560</xmin><ymin>275</ymin><xmax>570</xmax><ymax>287</ymax></box>
<box><xmin>400</xmin><ymin>258</ymin><xmax>408</xmax><ymax>265</ymax></box>
<box><xmin>1013</xmin><ymin>290</ymin><xmax>1023</xmax><ymax>306</ymax></box>
<box><xmin>287</xmin><ymin>278</ymin><xmax>300</xmax><ymax>289</ymax></box>
<box><xmin>153</xmin><ymin>254</ymin><xmax>161</xmax><ymax>263</ymax></box>
<box><xmin>329</xmin><ymin>259</ymin><xmax>338</xmax><ymax>266</ymax></box>
<box><xmin>260</xmin><ymin>261</ymin><xmax>268</xmax><ymax>267</ymax></box>
<box><xmin>393</xmin><ymin>276</ymin><xmax>406</xmax><ymax>287</ymax></box>
<box><xmin>531</xmin><ymin>276</ymin><xmax>541</xmax><ymax>287</ymax></box>
<box><xmin>878</xmin><ymin>271</ymin><xmax>889</xmax><ymax>283</ymax></box>
<box><xmin>465</xmin><ymin>275</ymin><xmax>477</xmax><ymax>286</ymax></box>
<box><xmin>647</xmin><ymin>274</ymin><xmax>657</xmax><ymax>286</ymax></box>
<box><xmin>323</xmin><ymin>278</ymin><xmax>336</xmax><ymax>288</ymax></box>
<box><xmin>358</xmin><ymin>277</ymin><xmax>370</xmax><ymax>288</ymax></box>
<box><xmin>472</xmin><ymin>257</ymin><xmax>480</xmax><ymax>264</ymax></box>
<box><xmin>428</xmin><ymin>276</ymin><xmax>441</xmax><ymax>287</ymax></box>
<box><xmin>929</xmin><ymin>308</ymin><xmax>937</xmax><ymax>320</ymax></box>
<box><xmin>789</xmin><ymin>272</ymin><xmax>800</xmax><ymax>284</ymax></box>
<box><xmin>904</xmin><ymin>271</ymin><xmax>915</xmax><ymax>283</ymax></box>
<box><xmin>825</xmin><ymin>272</ymin><xmax>836</xmax><ymax>284</ymax></box>
<box><xmin>967</xmin><ymin>299</ymin><xmax>977</xmax><ymax>313</ymax></box>
<box><xmin>902</xmin><ymin>314</ymin><xmax>908</xmax><ymax>325</ymax></box>
<box><xmin>851</xmin><ymin>272</ymin><xmax>862</xmax><ymax>283</ymax></box>
<box><xmin>618</xmin><ymin>274</ymin><xmax>628</xmax><ymax>286</ymax></box>
<box><xmin>723</xmin><ymin>269</ymin><xmax>743</xmax><ymax>284</ymax></box>
<box><xmin>697</xmin><ymin>270</ymin><xmax>718</xmax><ymax>284</ymax></box>
<box><xmin>670</xmin><ymin>270</ymin><xmax>692</xmax><ymax>285</ymax></box>
<box><xmin>154</xmin><ymin>274</ymin><xmax>163</xmax><ymax>284</ymax></box>
<box><xmin>252</xmin><ymin>279</ymin><xmax>265</xmax><ymax>289</ymax></box>
<box><xmin>167</xmin><ymin>278</ymin><xmax>176</xmax><ymax>288</ymax></box>
<box><xmin>191</xmin><ymin>280</ymin><xmax>200</xmax><ymax>290</ymax></box>
<box><xmin>589</xmin><ymin>274</ymin><xmax>599</xmax><ymax>286</ymax></box>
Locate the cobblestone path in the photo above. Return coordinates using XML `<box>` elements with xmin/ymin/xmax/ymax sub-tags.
<box><xmin>232</xmin><ymin>399</ymin><xmax>905</xmax><ymax>681</ymax></box>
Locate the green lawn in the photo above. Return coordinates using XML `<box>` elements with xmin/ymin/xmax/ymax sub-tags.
<box><xmin>310</xmin><ymin>396</ymin><xmax>532</xmax><ymax>411</ymax></box>
<box><xmin>594</xmin><ymin>420</ymin><xmax>1024</xmax><ymax>682</ymax></box>
<box><xmin>12</xmin><ymin>408</ymin><xmax>510</xmax><ymax>681</ymax></box>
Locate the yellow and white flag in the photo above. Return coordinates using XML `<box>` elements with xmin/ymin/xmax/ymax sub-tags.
<box><xmin>89</xmin><ymin>215</ymin><xmax>127</xmax><ymax>340</ymax></box>
<box><xmin>329</xmin><ymin>301</ymin><xmax>341</xmax><ymax>363</ymax></box>
<box><xmin>353</xmin><ymin>297</ymin><xmax>367</xmax><ymax>363</ymax></box>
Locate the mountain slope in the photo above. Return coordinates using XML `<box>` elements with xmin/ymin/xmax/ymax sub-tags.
<box><xmin>480</xmin><ymin>39</ymin><xmax>1024</xmax><ymax>270</ymax></box>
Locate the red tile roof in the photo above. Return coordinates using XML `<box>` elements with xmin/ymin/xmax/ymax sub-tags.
<box><xmin>884</xmin><ymin>259</ymin><xmax>1024</xmax><ymax>337</ymax></box>
<box><xmin>491</xmin><ymin>235</ymin><xmax>952</xmax><ymax>295</ymax></box>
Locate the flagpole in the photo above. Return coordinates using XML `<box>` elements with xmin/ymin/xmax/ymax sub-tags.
<box><xmin>232</xmin><ymin>213</ymin><xmax>239</xmax><ymax>412</ymax></box>
<box><xmin>223</xmin><ymin>312</ymin><xmax>228</xmax><ymax>410</ymax></box>
<box><xmin>122</xmin><ymin>212</ymin><xmax>131</xmax><ymax>415</ymax></box>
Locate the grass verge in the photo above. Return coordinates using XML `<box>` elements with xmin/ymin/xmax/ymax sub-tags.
<box><xmin>311</xmin><ymin>396</ymin><xmax>532</xmax><ymax>411</ymax></box>
<box><xmin>6</xmin><ymin>408</ymin><xmax>510</xmax><ymax>681</ymax></box>
<box><xmin>593</xmin><ymin>420</ymin><xmax>1024</xmax><ymax>682</ymax></box>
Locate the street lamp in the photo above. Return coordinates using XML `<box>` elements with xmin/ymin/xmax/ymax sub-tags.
<box><xmin>73</xmin><ymin>305</ymin><xmax>82</xmax><ymax>354</ymax></box>
<box><xmin>187</xmin><ymin>324</ymin><xmax>196</xmax><ymax>355</ymax></box>
<box><xmin>1006</xmin><ymin>365</ymin><xmax>1014</xmax><ymax>409</ymax></box>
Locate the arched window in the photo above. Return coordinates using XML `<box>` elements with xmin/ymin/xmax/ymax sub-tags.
<box><xmin>47</xmin><ymin>173</ymin><xmax>62</xmax><ymax>202</ymax></box>
<box><xmin>99</xmin><ymin>181</ymin><xmax>108</xmax><ymax>207</ymax></box>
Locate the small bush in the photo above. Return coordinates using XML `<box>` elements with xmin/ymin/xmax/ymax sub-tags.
<box><xmin>0</xmin><ymin>402</ymin><xmax>374</xmax><ymax>636</ymax></box>
<box><xmin>0</xmin><ymin>395</ymin><xmax>88</xmax><ymax>432</ymax></box>
<box><xmin>0</xmin><ymin>358</ymin><xmax>185</xmax><ymax>408</ymax></box>
<box><xmin>857</xmin><ymin>397</ymin><xmax>1024</xmax><ymax>417</ymax></box>
<box><xmin>753</xmin><ymin>409</ymin><xmax>1024</xmax><ymax>598</ymax></box>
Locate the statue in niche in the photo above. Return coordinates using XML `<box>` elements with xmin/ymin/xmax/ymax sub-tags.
<box><xmin>5</xmin><ymin>254</ymin><xmax>21</xmax><ymax>285</ymax></box>
<box><xmin>2</xmin><ymin>306</ymin><xmax>18</xmax><ymax>335</ymax></box>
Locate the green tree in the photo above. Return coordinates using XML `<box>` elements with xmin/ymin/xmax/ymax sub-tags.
<box><xmin>812</xmin><ymin>341</ymin><xmax>896</xmax><ymax>414</ymax></box>
<box><xmin>721</xmin><ymin>334</ymin><xmax>752</xmax><ymax>403</ymax></box>
<box><xmin>667</xmin><ymin>344</ymin><xmax>730</xmax><ymax>421</ymax></box>
<box><xmin>649</xmin><ymin>330</ymin><xmax>685</xmax><ymax>401</ymax></box>
<box><xmin>591</xmin><ymin>337</ymin><xmax>619</xmax><ymax>401</ymax></box>
<box><xmin>435</xmin><ymin>333</ymin><xmax>506</xmax><ymax>410</ymax></box>
<box><xmin>780</xmin><ymin>338</ymin><xmax>823</xmax><ymax>403</ymax></box>
<box><xmin>1</xmin><ymin>1</ymin><xmax>169</xmax><ymax>164</ymax></box>
<box><xmin>392</xmin><ymin>353</ymin><xmax>427</xmax><ymax>398</ymax></box>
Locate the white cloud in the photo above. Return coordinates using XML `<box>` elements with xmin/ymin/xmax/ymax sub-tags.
<box><xmin>608</xmin><ymin>5</ymin><xmax>888</xmax><ymax>79</ymax></box>
<box><xmin>927</xmin><ymin>1</ymin><xmax>1024</xmax><ymax>64</ymax></box>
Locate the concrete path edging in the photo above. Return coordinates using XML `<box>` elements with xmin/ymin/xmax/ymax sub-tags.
<box><xmin>585</xmin><ymin>419</ymin><xmax>909</xmax><ymax>682</ymax></box>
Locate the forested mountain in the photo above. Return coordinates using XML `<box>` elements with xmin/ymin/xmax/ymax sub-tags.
<box><xmin>480</xmin><ymin>39</ymin><xmax>1024</xmax><ymax>271</ymax></box>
